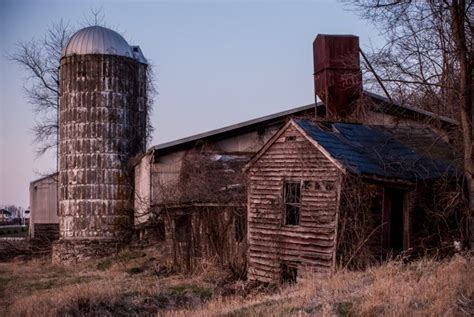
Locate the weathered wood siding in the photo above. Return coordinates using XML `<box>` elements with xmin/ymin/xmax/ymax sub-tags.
<box><xmin>247</xmin><ymin>124</ymin><xmax>342</xmax><ymax>283</ymax></box>
<box><xmin>162</xmin><ymin>207</ymin><xmax>246</xmax><ymax>274</ymax></box>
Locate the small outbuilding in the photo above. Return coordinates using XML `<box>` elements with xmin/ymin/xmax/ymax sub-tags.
<box><xmin>245</xmin><ymin>118</ymin><xmax>460</xmax><ymax>284</ymax></box>
<box><xmin>29</xmin><ymin>173</ymin><xmax>59</xmax><ymax>245</ymax></box>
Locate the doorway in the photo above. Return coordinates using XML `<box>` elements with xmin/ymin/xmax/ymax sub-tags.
<box><xmin>382</xmin><ymin>188</ymin><xmax>406</xmax><ymax>254</ymax></box>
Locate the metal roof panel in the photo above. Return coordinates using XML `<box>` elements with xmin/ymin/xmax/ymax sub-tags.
<box><xmin>294</xmin><ymin>119</ymin><xmax>458</xmax><ymax>181</ymax></box>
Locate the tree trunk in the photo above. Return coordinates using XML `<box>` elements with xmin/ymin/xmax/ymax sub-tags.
<box><xmin>451</xmin><ymin>0</ymin><xmax>474</xmax><ymax>248</ymax></box>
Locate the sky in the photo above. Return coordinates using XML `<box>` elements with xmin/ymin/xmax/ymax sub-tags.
<box><xmin>0</xmin><ymin>0</ymin><xmax>381</xmax><ymax>208</ymax></box>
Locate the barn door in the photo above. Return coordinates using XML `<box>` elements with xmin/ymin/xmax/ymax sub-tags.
<box><xmin>174</xmin><ymin>213</ymin><xmax>192</xmax><ymax>270</ymax></box>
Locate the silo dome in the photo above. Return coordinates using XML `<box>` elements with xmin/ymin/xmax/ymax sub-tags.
<box><xmin>61</xmin><ymin>25</ymin><xmax>133</xmax><ymax>58</ymax></box>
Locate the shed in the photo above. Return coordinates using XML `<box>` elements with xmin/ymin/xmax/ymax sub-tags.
<box><xmin>29</xmin><ymin>173</ymin><xmax>59</xmax><ymax>244</ymax></box>
<box><xmin>155</xmin><ymin>151</ymin><xmax>250</xmax><ymax>274</ymax></box>
<box><xmin>245</xmin><ymin>118</ymin><xmax>460</xmax><ymax>284</ymax></box>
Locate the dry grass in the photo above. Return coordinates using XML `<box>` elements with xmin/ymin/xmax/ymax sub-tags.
<box><xmin>0</xmin><ymin>247</ymin><xmax>226</xmax><ymax>316</ymax></box>
<box><xmin>170</xmin><ymin>253</ymin><xmax>474</xmax><ymax>317</ymax></box>
<box><xmin>0</xmin><ymin>250</ymin><xmax>472</xmax><ymax>316</ymax></box>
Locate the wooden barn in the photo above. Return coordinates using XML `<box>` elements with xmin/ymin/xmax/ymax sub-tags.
<box><xmin>132</xmin><ymin>105</ymin><xmax>317</xmax><ymax>273</ymax></box>
<box><xmin>244</xmin><ymin>118</ymin><xmax>459</xmax><ymax>284</ymax></box>
<box><xmin>131</xmin><ymin>92</ymin><xmax>456</xmax><ymax>274</ymax></box>
<box><xmin>130</xmin><ymin>33</ymin><xmax>460</xmax><ymax>276</ymax></box>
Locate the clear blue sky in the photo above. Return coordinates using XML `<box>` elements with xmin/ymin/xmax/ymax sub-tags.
<box><xmin>0</xmin><ymin>0</ymin><xmax>381</xmax><ymax>208</ymax></box>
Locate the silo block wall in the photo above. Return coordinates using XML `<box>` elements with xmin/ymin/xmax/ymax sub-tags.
<box><xmin>54</xmin><ymin>54</ymin><xmax>147</xmax><ymax>262</ymax></box>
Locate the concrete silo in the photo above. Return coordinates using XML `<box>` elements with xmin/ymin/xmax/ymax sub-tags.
<box><xmin>53</xmin><ymin>26</ymin><xmax>148</xmax><ymax>263</ymax></box>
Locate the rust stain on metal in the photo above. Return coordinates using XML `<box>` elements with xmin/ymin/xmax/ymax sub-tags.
<box><xmin>313</xmin><ymin>34</ymin><xmax>362</xmax><ymax>118</ymax></box>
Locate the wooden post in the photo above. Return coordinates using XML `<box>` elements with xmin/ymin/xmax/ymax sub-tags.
<box><xmin>382</xmin><ymin>187</ymin><xmax>392</xmax><ymax>251</ymax></box>
<box><xmin>403</xmin><ymin>190</ymin><xmax>415</xmax><ymax>250</ymax></box>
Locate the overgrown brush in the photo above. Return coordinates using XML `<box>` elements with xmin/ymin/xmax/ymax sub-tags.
<box><xmin>171</xmin><ymin>253</ymin><xmax>473</xmax><ymax>316</ymax></box>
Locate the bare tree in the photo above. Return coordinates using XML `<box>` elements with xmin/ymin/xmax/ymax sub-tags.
<box><xmin>347</xmin><ymin>0</ymin><xmax>473</xmax><ymax>247</ymax></box>
<box><xmin>0</xmin><ymin>204</ymin><xmax>24</xmax><ymax>218</ymax></box>
<box><xmin>10</xmin><ymin>12</ymin><xmax>156</xmax><ymax>162</ymax></box>
<box><xmin>10</xmin><ymin>20</ymin><xmax>73</xmax><ymax>157</ymax></box>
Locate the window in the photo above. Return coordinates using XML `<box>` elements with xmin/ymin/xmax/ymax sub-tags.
<box><xmin>303</xmin><ymin>181</ymin><xmax>314</xmax><ymax>190</ymax></box>
<box><xmin>323</xmin><ymin>181</ymin><xmax>335</xmax><ymax>191</ymax></box>
<box><xmin>284</xmin><ymin>181</ymin><xmax>301</xmax><ymax>225</ymax></box>
<box><xmin>175</xmin><ymin>214</ymin><xmax>191</xmax><ymax>242</ymax></box>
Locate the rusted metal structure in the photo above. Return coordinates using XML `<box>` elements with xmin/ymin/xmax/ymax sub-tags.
<box><xmin>314</xmin><ymin>35</ymin><xmax>362</xmax><ymax>119</ymax></box>
<box><xmin>53</xmin><ymin>26</ymin><xmax>148</xmax><ymax>263</ymax></box>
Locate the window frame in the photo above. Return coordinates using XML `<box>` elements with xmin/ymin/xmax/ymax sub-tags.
<box><xmin>283</xmin><ymin>180</ymin><xmax>302</xmax><ymax>226</ymax></box>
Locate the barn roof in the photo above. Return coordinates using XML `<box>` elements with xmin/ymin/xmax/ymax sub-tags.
<box><xmin>147</xmin><ymin>102</ymin><xmax>320</xmax><ymax>156</ymax></box>
<box><xmin>29</xmin><ymin>173</ymin><xmax>58</xmax><ymax>186</ymax></box>
<box><xmin>146</xmin><ymin>92</ymin><xmax>456</xmax><ymax>157</ymax></box>
<box><xmin>293</xmin><ymin>119</ymin><xmax>459</xmax><ymax>181</ymax></box>
<box><xmin>131</xmin><ymin>91</ymin><xmax>458</xmax><ymax>168</ymax></box>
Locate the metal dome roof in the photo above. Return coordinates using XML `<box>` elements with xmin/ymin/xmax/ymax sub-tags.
<box><xmin>61</xmin><ymin>26</ymin><xmax>133</xmax><ymax>58</ymax></box>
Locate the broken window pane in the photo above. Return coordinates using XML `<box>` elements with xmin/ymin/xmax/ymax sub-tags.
<box><xmin>323</xmin><ymin>181</ymin><xmax>335</xmax><ymax>191</ymax></box>
<box><xmin>284</xmin><ymin>182</ymin><xmax>301</xmax><ymax>225</ymax></box>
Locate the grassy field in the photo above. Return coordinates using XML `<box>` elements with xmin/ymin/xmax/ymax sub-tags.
<box><xmin>0</xmin><ymin>248</ymin><xmax>472</xmax><ymax>316</ymax></box>
<box><xmin>0</xmin><ymin>226</ymin><xmax>28</xmax><ymax>238</ymax></box>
